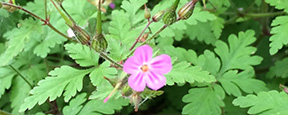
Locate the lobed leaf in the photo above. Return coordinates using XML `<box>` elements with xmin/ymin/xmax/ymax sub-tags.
<box><xmin>89</xmin><ymin>61</ymin><xmax>118</xmax><ymax>87</ymax></box>
<box><xmin>182</xmin><ymin>84</ymin><xmax>225</xmax><ymax>115</ymax></box>
<box><xmin>219</xmin><ymin>70</ymin><xmax>267</xmax><ymax>97</ymax></box>
<box><xmin>266</xmin><ymin>57</ymin><xmax>288</xmax><ymax>78</ymax></box>
<box><xmin>265</xmin><ymin>0</ymin><xmax>288</xmax><ymax>13</ymax></box>
<box><xmin>165</xmin><ymin>61</ymin><xmax>216</xmax><ymax>85</ymax></box>
<box><xmin>233</xmin><ymin>90</ymin><xmax>288</xmax><ymax>115</ymax></box>
<box><xmin>78</xmin><ymin>98</ymin><xmax>129</xmax><ymax>115</ymax></box>
<box><xmin>268</xmin><ymin>16</ymin><xmax>288</xmax><ymax>55</ymax></box>
<box><xmin>65</xmin><ymin>43</ymin><xmax>99</xmax><ymax>67</ymax></box>
<box><xmin>19</xmin><ymin>66</ymin><xmax>92</xmax><ymax>112</ymax></box>
<box><xmin>63</xmin><ymin>93</ymin><xmax>87</xmax><ymax>115</ymax></box>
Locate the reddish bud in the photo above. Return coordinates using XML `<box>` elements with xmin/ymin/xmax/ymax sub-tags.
<box><xmin>152</xmin><ymin>10</ymin><xmax>165</xmax><ymax>22</ymax></box>
<box><xmin>178</xmin><ymin>0</ymin><xmax>198</xmax><ymax>20</ymax></box>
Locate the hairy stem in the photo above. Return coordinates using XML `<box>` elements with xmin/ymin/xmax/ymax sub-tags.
<box><xmin>1</xmin><ymin>2</ymin><xmax>71</xmax><ymax>40</ymax></box>
<box><xmin>9</xmin><ymin>65</ymin><xmax>33</xmax><ymax>88</ymax></box>
<box><xmin>100</xmin><ymin>52</ymin><xmax>123</xmax><ymax>68</ymax></box>
<box><xmin>127</xmin><ymin>24</ymin><xmax>168</xmax><ymax>57</ymax></box>
<box><xmin>129</xmin><ymin>21</ymin><xmax>153</xmax><ymax>51</ymax></box>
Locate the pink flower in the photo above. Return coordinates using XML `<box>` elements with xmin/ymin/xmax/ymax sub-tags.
<box><xmin>123</xmin><ymin>45</ymin><xmax>172</xmax><ymax>92</ymax></box>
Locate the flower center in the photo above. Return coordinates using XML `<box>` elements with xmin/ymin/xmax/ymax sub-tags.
<box><xmin>141</xmin><ymin>65</ymin><xmax>149</xmax><ymax>72</ymax></box>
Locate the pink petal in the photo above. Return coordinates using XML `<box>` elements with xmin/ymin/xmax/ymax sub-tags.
<box><xmin>145</xmin><ymin>71</ymin><xmax>166</xmax><ymax>90</ymax></box>
<box><xmin>133</xmin><ymin>45</ymin><xmax>153</xmax><ymax>64</ymax></box>
<box><xmin>149</xmin><ymin>54</ymin><xmax>172</xmax><ymax>74</ymax></box>
<box><xmin>123</xmin><ymin>56</ymin><xmax>142</xmax><ymax>74</ymax></box>
<box><xmin>128</xmin><ymin>72</ymin><xmax>146</xmax><ymax>92</ymax></box>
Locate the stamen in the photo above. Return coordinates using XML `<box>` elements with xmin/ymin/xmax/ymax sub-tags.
<box><xmin>141</xmin><ymin>65</ymin><xmax>149</xmax><ymax>72</ymax></box>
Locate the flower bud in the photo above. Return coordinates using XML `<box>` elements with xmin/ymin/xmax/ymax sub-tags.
<box><xmin>71</xmin><ymin>25</ymin><xmax>91</xmax><ymax>45</ymax></box>
<box><xmin>91</xmin><ymin>34</ymin><xmax>108</xmax><ymax>52</ymax></box>
<box><xmin>152</xmin><ymin>10</ymin><xmax>165</xmax><ymax>22</ymax></box>
<box><xmin>178</xmin><ymin>0</ymin><xmax>198</xmax><ymax>20</ymax></box>
<box><xmin>144</xmin><ymin>4</ymin><xmax>151</xmax><ymax>19</ymax></box>
<box><xmin>162</xmin><ymin>10</ymin><xmax>177</xmax><ymax>25</ymax></box>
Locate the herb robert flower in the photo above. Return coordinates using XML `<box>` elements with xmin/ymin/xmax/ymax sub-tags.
<box><xmin>123</xmin><ymin>45</ymin><xmax>172</xmax><ymax>92</ymax></box>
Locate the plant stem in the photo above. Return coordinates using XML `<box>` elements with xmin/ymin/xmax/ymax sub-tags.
<box><xmin>129</xmin><ymin>21</ymin><xmax>153</xmax><ymax>51</ymax></box>
<box><xmin>0</xmin><ymin>110</ymin><xmax>11</xmax><ymax>115</ymax></box>
<box><xmin>99</xmin><ymin>52</ymin><xmax>123</xmax><ymax>68</ymax></box>
<box><xmin>1</xmin><ymin>2</ymin><xmax>71</xmax><ymax>40</ymax></box>
<box><xmin>127</xmin><ymin>24</ymin><xmax>168</xmax><ymax>57</ymax></box>
<box><xmin>45</xmin><ymin>0</ymin><xmax>48</xmax><ymax>20</ymax></box>
<box><xmin>9</xmin><ymin>65</ymin><xmax>33</xmax><ymax>88</ymax></box>
<box><xmin>245</xmin><ymin>11</ymin><xmax>286</xmax><ymax>18</ymax></box>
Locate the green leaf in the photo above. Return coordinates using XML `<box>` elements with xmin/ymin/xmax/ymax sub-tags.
<box><xmin>210</xmin><ymin>17</ymin><xmax>225</xmax><ymax>39</ymax></box>
<box><xmin>219</xmin><ymin>70</ymin><xmax>267</xmax><ymax>97</ymax></box>
<box><xmin>89</xmin><ymin>61</ymin><xmax>118</xmax><ymax>87</ymax></box>
<box><xmin>184</xmin><ymin>7</ymin><xmax>217</xmax><ymax>25</ymax></box>
<box><xmin>233</xmin><ymin>90</ymin><xmax>288</xmax><ymax>115</ymax></box>
<box><xmin>266</xmin><ymin>57</ymin><xmax>288</xmax><ymax>78</ymax></box>
<box><xmin>186</xmin><ymin>21</ymin><xmax>218</xmax><ymax>45</ymax></box>
<box><xmin>265</xmin><ymin>0</ymin><xmax>288</xmax><ymax>13</ymax></box>
<box><xmin>196</xmin><ymin>50</ymin><xmax>221</xmax><ymax>76</ymax></box>
<box><xmin>121</xmin><ymin>0</ymin><xmax>147</xmax><ymax>26</ymax></box>
<box><xmin>165</xmin><ymin>61</ymin><xmax>216</xmax><ymax>85</ymax></box>
<box><xmin>62</xmin><ymin>0</ymin><xmax>98</xmax><ymax>26</ymax></box>
<box><xmin>0</xmin><ymin>18</ymin><xmax>42</xmax><ymax>66</ymax></box>
<box><xmin>0</xmin><ymin>67</ymin><xmax>15</xmax><ymax>98</ymax></box>
<box><xmin>78</xmin><ymin>98</ymin><xmax>129</xmax><ymax>115</ymax></box>
<box><xmin>89</xmin><ymin>81</ymin><xmax>122</xmax><ymax>100</ymax></box>
<box><xmin>108</xmin><ymin>10</ymin><xmax>140</xmax><ymax>46</ymax></box>
<box><xmin>65</xmin><ymin>43</ymin><xmax>99</xmax><ymax>67</ymax></box>
<box><xmin>19</xmin><ymin>66</ymin><xmax>92</xmax><ymax>112</ymax></box>
<box><xmin>10</xmin><ymin>77</ymin><xmax>31</xmax><ymax>115</ymax></box>
<box><xmin>268</xmin><ymin>16</ymin><xmax>288</xmax><ymax>55</ymax></box>
<box><xmin>161</xmin><ymin>46</ymin><xmax>198</xmax><ymax>64</ymax></box>
<box><xmin>182</xmin><ymin>84</ymin><xmax>225</xmax><ymax>115</ymax></box>
<box><xmin>106</xmin><ymin>37</ymin><xmax>129</xmax><ymax>62</ymax></box>
<box><xmin>63</xmin><ymin>93</ymin><xmax>87</xmax><ymax>115</ymax></box>
<box><xmin>215</xmin><ymin>30</ymin><xmax>263</xmax><ymax>75</ymax></box>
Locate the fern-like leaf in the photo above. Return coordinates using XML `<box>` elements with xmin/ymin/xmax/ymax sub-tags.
<box><xmin>19</xmin><ymin>66</ymin><xmax>92</xmax><ymax>112</ymax></box>
<box><xmin>233</xmin><ymin>90</ymin><xmax>288</xmax><ymax>115</ymax></box>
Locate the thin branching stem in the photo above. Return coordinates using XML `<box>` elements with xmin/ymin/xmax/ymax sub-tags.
<box><xmin>1</xmin><ymin>2</ymin><xmax>71</xmax><ymax>40</ymax></box>
<box><xmin>129</xmin><ymin>21</ymin><xmax>153</xmax><ymax>51</ymax></box>
<box><xmin>9</xmin><ymin>65</ymin><xmax>33</xmax><ymax>88</ymax></box>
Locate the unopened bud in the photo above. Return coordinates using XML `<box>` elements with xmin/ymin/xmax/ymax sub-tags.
<box><xmin>138</xmin><ymin>33</ymin><xmax>149</xmax><ymax>42</ymax></box>
<box><xmin>162</xmin><ymin>10</ymin><xmax>177</xmax><ymax>25</ymax></box>
<box><xmin>178</xmin><ymin>0</ymin><xmax>198</xmax><ymax>20</ymax></box>
<box><xmin>152</xmin><ymin>10</ymin><xmax>165</xmax><ymax>22</ymax></box>
<box><xmin>144</xmin><ymin>4</ymin><xmax>151</xmax><ymax>19</ymax></box>
<box><xmin>71</xmin><ymin>25</ymin><xmax>91</xmax><ymax>45</ymax></box>
<box><xmin>91</xmin><ymin>34</ymin><xmax>108</xmax><ymax>52</ymax></box>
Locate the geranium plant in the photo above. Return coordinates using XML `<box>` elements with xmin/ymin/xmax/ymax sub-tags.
<box><xmin>1</xmin><ymin>0</ymin><xmax>288</xmax><ymax>115</ymax></box>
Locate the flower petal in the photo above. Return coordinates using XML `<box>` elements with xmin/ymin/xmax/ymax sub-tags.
<box><xmin>150</xmin><ymin>54</ymin><xmax>172</xmax><ymax>74</ymax></box>
<box><xmin>146</xmin><ymin>71</ymin><xmax>166</xmax><ymax>90</ymax></box>
<box><xmin>128</xmin><ymin>72</ymin><xmax>146</xmax><ymax>92</ymax></box>
<box><xmin>123</xmin><ymin>56</ymin><xmax>142</xmax><ymax>74</ymax></box>
<box><xmin>133</xmin><ymin>45</ymin><xmax>153</xmax><ymax>64</ymax></box>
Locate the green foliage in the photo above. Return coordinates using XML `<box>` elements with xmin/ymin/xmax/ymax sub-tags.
<box><xmin>0</xmin><ymin>67</ymin><xmax>15</xmax><ymax>98</ymax></box>
<box><xmin>63</xmin><ymin>93</ymin><xmax>87</xmax><ymax>115</ymax></box>
<box><xmin>65</xmin><ymin>43</ymin><xmax>99</xmax><ymax>67</ymax></box>
<box><xmin>78</xmin><ymin>98</ymin><xmax>129</xmax><ymax>115</ymax></box>
<box><xmin>0</xmin><ymin>18</ymin><xmax>42</xmax><ymax>66</ymax></box>
<box><xmin>89</xmin><ymin>61</ymin><xmax>118</xmax><ymax>87</ymax></box>
<box><xmin>218</xmin><ymin>70</ymin><xmax>267</xmax><ymax>97</ymax></box>
<box><xmin>233</xmin><ymin>90</ymin><xmax>288</xmax><ymax>115</ymax></box>
<box><xmin>266</xmin><ymin>57</ymin><xmax>288</xmax><ymax>78</ymax></box>
<box><xmin>268</xmin><ymin>16</ymin><xmax>288</xmax><ymax>55</ymax></box>
<box><xmin>121</xmin><ymin>0</ymin><xmax>147</xmax><ymax>26</ymax></box>
<box><xmin>265</xmin><ymin>0</ymin><xmax>288</xmax><ymax>13</ymax></box>
<box><xmin>182</xmin><ymin>84</ymin><xmax>225</xmax><ymax>115</ymax></box>
<box><xmin>215</xmin><ymin>30</ymin><xmax>263</xmax><ymax>75</ymax></box>
<box><xmin>166</xmin><ymin>61</ymin><xmax>216</xmax><ymax>85</ymax></box>
<box><xmin>19</xmin><ymin>66</ymin><xmax>92</xmax><ymax>112</ymax></box>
